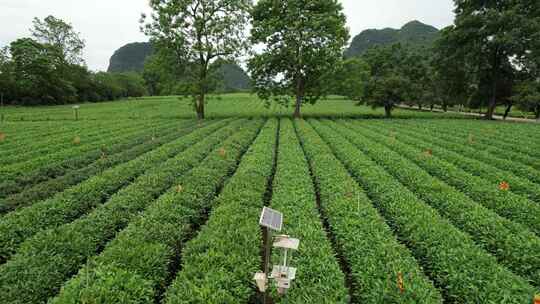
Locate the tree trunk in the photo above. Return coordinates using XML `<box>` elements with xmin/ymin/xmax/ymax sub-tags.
<box><xmin>430</xmin><ymin>104</ymin><xmax>434</xmax><ymax>112</ymax></box>
<box><xmin>294</xmin><ymin>95</ymin><xmax>302</xmax><ymax>118</ymax></box>
<box><xmin>418</xmin><ymin>104</ymin><xmax>422</xmax><ymax>110</ymax></box>
<box><xmin>485</xmin><ymin>55</ymin><xmax>500</xmax><ymax>120</ymax></box>
<box><xmin>535</xmin><ymin>106</ymin><xmax>540</xmax><ymax>121</ymax></box>
<box><xmin>196</xmin><ymin>93</ymin><xmax>205</xmax><ymax>120</ymax></box>
<box><xmin>384</xmin><ymin>105</ymin><xmax>392</xmax><ymax>118</ymax></box>
<box><xmin>502</xmin><ymin>102</ymin><xmax>513</xmax><ymax>120</ymax></box>
<box><xmin>485</xmin><ymin>93</ymin><xmax>497</xmax><ymax>120</ymax></box>
<box><xmin>442</xmin><ymin>103</ymin><xmax>448</xmax><ymax>112</ymax></box>
<box><xmin>293</xmin><ymin>77</ymin><xmax>305</xmax><ymax>119</ymax></box>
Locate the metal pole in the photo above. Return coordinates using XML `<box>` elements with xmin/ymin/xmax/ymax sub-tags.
<box><xmin>263</xmin><ymin>227</ymin><xmax>271</xmax><ymax>304</ymax></box>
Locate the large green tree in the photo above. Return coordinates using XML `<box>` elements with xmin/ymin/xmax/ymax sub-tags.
<box><xmin>432</xmin><ymin>26</ymin><xmax>474</xmax><ymax>112</ymax></box>
<box><xmin>31</xmin><ymin>15</ymin><xmax>86</xmax><ymax>65</ymax></box>
<box><xmin>451</xmin><ymin>0</ymin><xmax>536</xmax><ymax>119</ymax></box>
<box><xmin>0</xmin><ymin>46</ymin><xmax>16</xmax><ymax>103</ymax></box>
<box><xmin>10</xmin><ymin>38</ymin><xmax>76</xmax><ymax>104</ymax></box>
<box><xmin>332</xmin><ymin>58</ymin><xmax>370</xmax><ymax>102</ymax></box>
<box><xmin>141</xmin><ymin>0</ymin><xmax>252</xmax><ymax>119</ymax></box>
<box><xmin>248</xmin><ymin>0</ymin><xmax>349</xmax><ymax>118</ymax></box>
<box><xmin>362</xmin><ymin>44</ymin><xmax>412</xmax><ymax>118</ymax></box>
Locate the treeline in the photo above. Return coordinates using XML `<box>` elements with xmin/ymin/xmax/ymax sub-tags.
<box><xmin>336</xmin><ymin>1</ymin><xmax>540</xmax><ymax>120</ymax></box>
<box><xmin>0</xmin><ymin>16</ymin><xmax>146</xmax><ymax>106</ymax></box>
<box><xmin>140</xmin><ymin>0</ymin><xmax>540</xmax><ymax>120</ymax></box>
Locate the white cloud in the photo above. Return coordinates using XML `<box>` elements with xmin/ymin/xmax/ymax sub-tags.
<box><xmin>0</xmin><ymin>0</ymin><xmax>455</xmax><ymax>71</ymax></box>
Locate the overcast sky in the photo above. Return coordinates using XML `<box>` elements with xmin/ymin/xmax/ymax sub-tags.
<box><xmin>0</xmin><ymin>0</ymin><xmax>455</xmax><ymax>72</ymax></box>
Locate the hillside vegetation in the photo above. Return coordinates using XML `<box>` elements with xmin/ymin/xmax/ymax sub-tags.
<box><xmin>345</xmin><ymin>20</ymin><xmax>439</xmax><ymax>57</ymax></box>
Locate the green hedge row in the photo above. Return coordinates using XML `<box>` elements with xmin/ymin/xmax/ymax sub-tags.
<box><xmin>335</xmin><ymin>120</ymin><xmax>540</xmax><ymax>286</ymax></box>
<box><xmin>416</xmin><ymin>119</ymin><xmax>540</xmax><ymax>151</ymax></box>
<box><xmin>162</xmin><ymin>119</ymin><xmax>278</xmax><ymax>304</ymax></box>
<box><xmin>0</xmin><ymin>121</ymin><xmax>110</xmax><ymax>154</ymax></box>
<box><xmin>387</xmin><ymin>120</ymin><xmax>540</xmax><ymax>185</ymax></box>
<box><xmin>356</xmin><ymin>121</ymin><xmax>540</xmax><ymax>236</ymax></box>
<box><xmin>0</xmin><ymin>119</ymin><xmax>154</xmax><ymax>179</ymax></box>
<box><xmin>461</xmin><ymin>121</ymin><xmax>540</xmax><ymax>155</ymax></box>
<box><xmin>402</xmin><ymin>120</ymin><xmax>540</xmax><ymax>170</ymax></box>
<box><xmin>0</xmin><ymin>119</ymin><xmax>151</xmax><ymax>167</ymax></box>
<box><xmin>51</xmin><ymin>119</ymin><xmax>263</xmax><ymax>304</ymax></box>
<box><xmin>310</xmin><ymin>119</ymin><xmax>536</xmax><ymax>303</ymax></box>
<box><xmin>0</xmin><ymin>120</ymin><xmax>200</xmax><ymax>214</ymax></box>
<box><xmin>0</xmin><ymin>119</ymin><xmax>231</xmax><ymax>263</ymax></box>
<box><xmin>0</xmin><ymin>120</ymin><xmax>186</xmax><ymax>200</ymax></box>
<box><xmin>267</xmin><ymin>118</ymin><xmax>348</xmax><ymax>303</ymax></box>
<box><xmin>295</xmin><ymin>120</ymin><xmax>443</xmax><ymax>303</ymax></box>
<box><xmin>0</xmin><ymin>119</ymin><xmax>250</xmax><ymax>304</ymax></box>
<box><xmin>372</xmin><ymin>120</ymin><xmax>540</xmax><ymax>200</ymax></box>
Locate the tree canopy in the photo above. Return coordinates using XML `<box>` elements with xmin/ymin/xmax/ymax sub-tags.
<box><xmin>249</xmin><ymin>0</ymin><xmax>349</xmax><ymax>118</ymax></box>
<box><xmin>31</xmin><ymin>15</ymin><xmax>86</xmax><ymax>65</ymax></box>
<box><xmin>0</xmin><ymin>16</ymin><xmax>147</xmax><ymax>106</ymax></box>
<box><xmin>141</xmin><ymin>0</ymin><xmax>252</xmax><ymax>119</ymax></box>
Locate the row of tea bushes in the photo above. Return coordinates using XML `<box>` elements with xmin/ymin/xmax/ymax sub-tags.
<box><xmin>334</xmin><ymin>120</ymin><xmax>540</xmax><ymax>286</ymax></box>
<box><xmin>296</xmin><ymin>120</ymin><xmax>442</xmax><ymax>303</ymax></box>
<box><xmin>310</xmin><ymin>119</ymin><xmax>536</xmax><ymax>303</ymax></box>
<box><xmin>0</xmin><ymin>119</ymin><xmax>232</xmax><ymax>263</ymax></box>
<box><xmin>372</xmin><ymin>120</ymin><xmax>540</xmax><ymax>200</ymax></box>
<box><xmin>0</xmin><ymin>120</ymin><xmax>200</xmax><ymax>214</ymax></box>
<box><xmin>161</xmin><ymin>119</ymin><xmax>278</xmax><ymax>303</ymax></box>
<box><xmin>0</xmin><ymin>119</ymin><xmax>250</xmax><ymax>304</ymax></box>
<box><xmin>0</xmin><ymin>119</ymin><xmax>157</xmax><ymax>179</ymax></box>
<box><xmin>389</xmin><ymin>120</ymin><xmax>540</xmax><ymax>185</ymax></box>
<box><xmin>356</xmin><ymin>121</ymin><xmax>540</xmax><ymax>236</ymax></box>
<box><xmin>0</xmin><ymin>120</ymin><xmax>187</xmax><ymax>200</ymax></box>
<box><xmin>51</xmin><ymin>120</ymin><xmax>264</xmax><ymax>304</ymax></box>
<box><xmin>267</xmin><ymin>119</ymin><xmax>348</xmax><ymax>303</ymax></box>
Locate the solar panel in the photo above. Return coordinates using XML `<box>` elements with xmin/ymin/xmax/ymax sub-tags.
<box><xmin>259</xmin><ymin>207</ymin><xmax>283</xmax><ymax>231</ymax></box>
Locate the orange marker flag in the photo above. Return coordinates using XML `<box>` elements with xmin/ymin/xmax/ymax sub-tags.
<box><xmin>499</xmin><ymin>181</ymin><xmax>510</xmax><ymax>191</ymax></box>
<box><xmin>389</xmin><ymin>131</ymin><xmax>397</xmax><ymax>141</ymax></box>
<box><xmin>534</xmin><ymin>295</ymin><xmax>540</xmax><ymax>304</ymax></box>
<box><xmin>218</xmin><ymin>147</ymin><xmax>227</xmax><ymax>158</ymax></box>
<box><xmin>397</xmin><ymin>272</ymin><xmax>405</xmax><ymax>294</ymax></box>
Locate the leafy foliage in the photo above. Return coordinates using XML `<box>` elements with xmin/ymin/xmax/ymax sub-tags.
<box><xmin>345</xmin><ymin>20</ymin><xmax>439</xmax><ymax>58</ymax></box>
<box><xmin>362</xmin><ymin>44</ymin><xmax>416</xmax><ymax>117</ymax></box>
<box><xmin>31</xmin><ymin>15</ymin><xmax>86</xmax><ymax>65</ymax></box>
<box><xmin>443</xmin><ymin>0</ymin><xmax>539</xmax><ymax>119</ymax></box>
<box><xmin>142</xmin><ymin>0</ymin><xmax>252</xmax><ymax>119</ymax></box>
<box><xmin>0</xmin><ymin>17</ymin><xmax>147</xmax><ymax>106</ymax></box>
<box><xmin>330</xmin><ymin>58</ymin><xmax>370</xmax><ymax>101</ymax></box>
<box><xmin>249</xmin><ymin>0</ymin><xmax>349</xmax><ymax>118</ymax></box>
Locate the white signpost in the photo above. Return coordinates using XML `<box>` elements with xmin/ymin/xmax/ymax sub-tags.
<box><xmin>254</xmin><ymin>207</ymin><xmax>300</xmax><ymax>301</ymax></box>
<box><xmin>72</xmin><ymin>105</ymin><xmax>80</xmax><ymax>121</ymax></box>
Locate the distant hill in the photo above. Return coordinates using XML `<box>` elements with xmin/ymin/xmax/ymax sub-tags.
<box><xmin>107</xmin><ymin>42</ymin><xmax>154</xmax><ymax>73</ymax></box>
<box><xmin>107</xmin><ymin>42</ymin><xmax>250</xmax><ymax>91</ymax></box>
<box><xmin>214</xmin><ymin>62</ymin><xmax>251</xmax><ymax>92</ymax></box>
<box><xmin>345</xmin><ymin>20</ymin><xmax>439</xmax><ymax>57</ymax></box>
